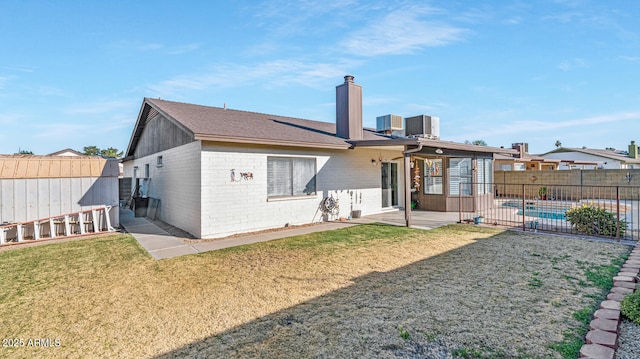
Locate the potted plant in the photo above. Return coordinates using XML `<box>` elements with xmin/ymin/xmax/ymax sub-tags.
<box><xmin>538</xmin><ymin>186</ymin><xmax>547</xmax><ymax>200</ymax></box>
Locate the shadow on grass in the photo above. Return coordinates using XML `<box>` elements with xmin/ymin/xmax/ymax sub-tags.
<box><xmin>154</xmin><ymin>224</ymin><xmax>627</xmax><ymax>359</ymax></box>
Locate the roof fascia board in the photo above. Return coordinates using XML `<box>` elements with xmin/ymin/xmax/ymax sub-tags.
<box><xmin>349</xmin><ymin>138</ymin><xmax>420</xmax><ymax>147</ymax></box>
<box><xmin>195</xmin><ymin>134</ymin><xmax>351</xmax><ymax>150</ymax></box>
<box><xmin>125</xmin><ymin>98</ymin><xmax>150</xmax><ymax>158</ymax></box>
<box><xmin>416</xmin><ymin>138</ymin><xmax>519</xmax><ymax>155</ymax></box>
<box><xmin>351</xmin><ymin>138</ymin><xmax>518</xmax><ymax>155</ymax></box>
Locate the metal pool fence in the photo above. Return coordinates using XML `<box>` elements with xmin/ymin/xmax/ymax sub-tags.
<box><xmin>459</xmin><ymin>183</ymin><xmax>640</xmax><ymax>241</ymax></box>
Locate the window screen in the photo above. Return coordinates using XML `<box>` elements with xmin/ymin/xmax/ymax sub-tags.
<box><xmin>476</xmin><ymin>158</ymin><xmax>493</xmax><ymax>194</ymax></box>
<box><xmin>268</xmin><ymin>157</ymin><xmax>316</xmax><ymax>197</ymax></box>
<box><xmin>449</xmin><ymin>158</ymin><xmax>472</xmax><ymax>195</ymax></box>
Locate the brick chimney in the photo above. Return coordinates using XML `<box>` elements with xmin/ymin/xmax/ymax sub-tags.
<box><xmin>336</xmin><ymin>75</ymin><xmax>363</xmax><ymax>140</ymax></box>
<box><xmin>511</xmin><ymin>143</ymin><xmax>528</xmax><ymax>158</ymax></box>
<box><xmin>629</xmin><ymin>141</ymin><xmax>638</xmax><ymax>159</ymax></box>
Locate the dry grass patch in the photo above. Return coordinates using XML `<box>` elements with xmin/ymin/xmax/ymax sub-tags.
<box><xmin>0</xmin><ymin>224</ymin><xmax>630</xmax><ymax>358</ymax></box>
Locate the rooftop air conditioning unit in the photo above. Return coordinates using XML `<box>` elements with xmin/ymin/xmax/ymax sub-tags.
<box><xmin>405</xmin><ymin>115</ymin><xmax>440</xmax><ymax>139</ymax></box>
<box><xmin>376</xmin><ymin>114</ymin><xmax>403</xmax><ymax>133</ymax></box>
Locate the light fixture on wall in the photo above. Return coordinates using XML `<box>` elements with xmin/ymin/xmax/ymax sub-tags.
<box><xmin>625</xmin><ymin>172</ymin><xmax>632</xmax><ymax>183</ymax></box>
<box><xmin>371</xmin><ymin>159</ymin><xmax>377</xmax><ymax>166</ymax></box>
<box><xmin>435</xmin><ymin>148</ymin><xmax>443</xmax><ymax>154</ymax></box>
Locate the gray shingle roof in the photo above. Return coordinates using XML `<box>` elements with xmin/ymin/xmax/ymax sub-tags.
<box><xmin>145</xmin><ymin>98</ymin><xmax>387</xmax><ymax>149</ymax></box>
<box><xmin>125</xmin><ymin>98</ymin><xmax>517</xmax><ymax>158</ymax></box>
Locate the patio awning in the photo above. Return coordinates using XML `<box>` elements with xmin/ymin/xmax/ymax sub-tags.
<box><xmin>350</xmin><ymin>137</ymin><xmax>518</xmax><ymax>156</ymax></box>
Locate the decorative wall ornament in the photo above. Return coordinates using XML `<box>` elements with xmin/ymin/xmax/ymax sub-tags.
<box><xmin>230</xmin><ymin>169</ymin><xmax>254</xmax><ymax>182</ymax></box>
<box><xmin>321</xmin><ymin>196</ymin><xmax>339</xmax><ymax>216</ymax></box>
<box><xmin>413</xmin><ymin>162</ymin><xmax>421</xmax><ymax>190</ymax></box>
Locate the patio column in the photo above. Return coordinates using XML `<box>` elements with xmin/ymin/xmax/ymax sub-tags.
<box><xmin>404</xmin><ymin>152</ymin><xmax>412</xmax><ymax>227</ymax></box>
<box><xmin>403</xmin><ymin>143</ymin><xmax>423</xmax><ymax>227</ymax></box>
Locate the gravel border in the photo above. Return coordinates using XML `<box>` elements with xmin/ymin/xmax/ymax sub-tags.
<box><xmin>585</xmin><ymin>238</ymin><xmax>640</xmax><ymax>358</ymax></box>
<box><xmin>616</xmin><ymin>319</ymin><xmax>640</xmax><ymax>358</ymax></box>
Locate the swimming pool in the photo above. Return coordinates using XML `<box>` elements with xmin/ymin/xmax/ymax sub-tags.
<box><xmin>502</xmin><ymin>201</ymin><xmax>568</xmax><ymax>220</ymax></box>
<box><xmin>519</xmin><ymin>209</ymin><xmax>567</xmax><ymax>220</ymax></box>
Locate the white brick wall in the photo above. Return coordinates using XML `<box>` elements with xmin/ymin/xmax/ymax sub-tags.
<box><xmin>317</xmin><ymin>147</ymin><xmax>405</xmax><ymax>216</ymax></box>
<box><xmin>123</xmin><ymin>142</ymin><xmax>406</xmax><ymax>239</ymax></box>
<box><xmin>199</xmin><ymin>143</ymin><xmax>404</xmax><ymax>239</ymax></box>
<box><xmin>123</xmin><ymin>141</ymin><xmax>202</xmax><ymax>237</ymax></box>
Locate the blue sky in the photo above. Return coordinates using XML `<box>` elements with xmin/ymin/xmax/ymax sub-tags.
<box><xmin>1</xmin><ymin>0</ymin><xmax>639</xmax><ymax>155</ymax></box>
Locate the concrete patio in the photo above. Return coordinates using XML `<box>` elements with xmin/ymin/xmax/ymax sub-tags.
<box><xmin>119</xmin><ymin>208</ymin><xmax>460</xmax><ymax>260</ymax></box>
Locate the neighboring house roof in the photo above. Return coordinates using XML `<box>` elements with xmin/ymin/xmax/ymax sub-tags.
<box><xmin>0</xmin><ymin>155</ymin><xmax>119</xmax><ymax>179</ymax></box>
<box><xmin>494</xmin><ymin>154</ymin><xmax>556</xmax><ymax>162</ymax></box>
<box><xmin>48</xmin><ymin>148</ymin><xmax>83</xmax><ymax>156</ymax></box>
<box><xmin>494</xmin><ymin>153</ymin><xmax>561</xmax><ymax>163</ymax></box>
<box><xmin>541</xmin><ymin>147</ymin><xmax>640</xmax><ymax>164</ymax></box>
<box><xmin>558</xmin><ymin>160</ymin><xmax>600</xmax><ymax>166</ymax></box>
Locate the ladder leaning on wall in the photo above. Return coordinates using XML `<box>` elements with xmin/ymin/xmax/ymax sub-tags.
<box><xmin>0</xmin><ymin>205</ymin><xmax>116</xmax><ymax>245</ymax></box>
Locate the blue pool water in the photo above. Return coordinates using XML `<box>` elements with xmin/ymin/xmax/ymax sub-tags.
<box><xmin>518</xmin><ymin>209</ymin><xmax>567</xmax><ymax>220</ymax></box>
<box><xmin>503</xmin><ymin>201</ymin><xmax>568</xmax><ymax>220</ymax></box>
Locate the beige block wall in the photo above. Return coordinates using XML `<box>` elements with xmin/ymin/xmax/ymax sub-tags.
<box><xmin>495</xmin><ymin>169</ymin><xmax>640</xmax><ymax>199</ymax></box>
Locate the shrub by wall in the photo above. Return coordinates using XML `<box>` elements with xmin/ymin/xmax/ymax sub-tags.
<box><xmin>565</xmin><ymin>205</ymin><xmax>627</xmax><ymax>237</ymax></box>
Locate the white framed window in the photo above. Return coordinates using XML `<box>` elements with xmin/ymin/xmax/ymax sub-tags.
<box><xmin>424</xmin><ymin>158</ymin><xmax>443</xmax><ymax>194</ymax></box>
<box><xmin>144</xmin><ymin>163</ymin><xmax>150</xmax><ymax>178</ymax></box>
<box><xmin>449</xmin><ymin>158</ymin><xmax>472</xmax><ymax>195</ymax></box>
<box><xmin>157</xmin><ymin>155</ymin><xmax>163</xmax><ymax>167</ymax></box>
<box><xmin>267</xmin><ymin>157</ymin><xmax>316</xmax><ymax>198</ymax></box>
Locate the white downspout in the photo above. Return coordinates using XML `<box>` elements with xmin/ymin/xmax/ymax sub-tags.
<box><xmin>132</xmin><ymin>166</ymin><xmax>138</xmax><ymax>198</ymax></box>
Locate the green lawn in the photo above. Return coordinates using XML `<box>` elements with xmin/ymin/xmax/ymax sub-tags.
<box><xmin>0</xmin><ymin>224</ymin><xmax>630</xmax><ymax>358</ymax></box>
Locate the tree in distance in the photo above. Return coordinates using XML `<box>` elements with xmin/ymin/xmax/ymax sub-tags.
<box><xmin>465</xmin><ymin>139</ymin><xmax>487</xmax><ymax>146</ymax></box>
<box><xmin>83</xmin><ymin>146</ymin><xmax>123</xmax><ymax>158</ymax></box>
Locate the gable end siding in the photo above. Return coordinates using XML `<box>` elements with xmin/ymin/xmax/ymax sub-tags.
<box><xmin>134</xmin><ymin>113</ymin><xmax>194</xmax><ymax>158</ymax></box>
